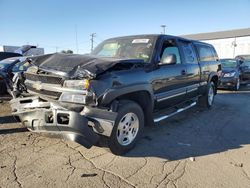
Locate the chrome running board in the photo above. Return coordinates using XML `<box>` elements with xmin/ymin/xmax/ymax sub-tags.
<box><xmin>153</xmin><ymin>101</ymin><xmax>197</xmax><ymax>123</ymax></box>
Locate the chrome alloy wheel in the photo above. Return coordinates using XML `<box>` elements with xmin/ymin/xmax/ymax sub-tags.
<box><xmin>116</xmin><ymin>112</ymin><xmax>139</xmax><ymax>146</ymax></box>
<box><xmin>236</xmin><ymin>78</ymin><xmax>240</xmax><ymax>90</ymax></box>
<box><xmin>208</xmin><ymin>84</ymin><xmax>214</xmax><ymax>106</ymax></box>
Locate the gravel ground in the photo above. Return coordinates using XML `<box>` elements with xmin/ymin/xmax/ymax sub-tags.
<box><xmin>0</xmin><ymin>86</ymin><xmax>250</xmax><ymax>188</ymax></box>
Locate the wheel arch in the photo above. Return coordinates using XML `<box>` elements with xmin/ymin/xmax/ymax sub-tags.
<box><xmin>101</xmin><ymin>84</ymin><xmax>154</xmax><ymax>126</ymax></box>
<box><xmin>208</xmin><ymin>73</ymin><xmax>219</xmax><ymax>94</ymax></box>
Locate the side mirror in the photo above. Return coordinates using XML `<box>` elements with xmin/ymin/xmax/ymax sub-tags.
<box><xmin>159</xmin><ymin>54</ymin><xmax>177</xmax><ymax>65</ymax></box>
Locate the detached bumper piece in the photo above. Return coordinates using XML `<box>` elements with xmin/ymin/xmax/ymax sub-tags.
<box><xmin>10</xmin><ymin>96</ymin><xmax>99</xmax><ymax>149</ymax></box>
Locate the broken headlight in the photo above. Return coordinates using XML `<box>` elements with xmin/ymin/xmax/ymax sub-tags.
<box><xmin>63</xmin><ymin>79</ymin><xmax>89</xmax><ymax>90</ymax></box>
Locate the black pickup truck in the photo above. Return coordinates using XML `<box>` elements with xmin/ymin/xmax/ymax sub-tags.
<box><xmin>11</xmin><ymin>35</ymin><xmax>221</xmax><ymax>155</ymax></box>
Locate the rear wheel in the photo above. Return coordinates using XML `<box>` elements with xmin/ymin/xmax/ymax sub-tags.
<box><xmin>108</xmin><ymin>100</ymin><xmax>144</xmax><ymax>155</ymax></box>
<box><xmin>198</xmin><ymin>81</ymin><xmax>215</xmax><ymax>108</ymax></box>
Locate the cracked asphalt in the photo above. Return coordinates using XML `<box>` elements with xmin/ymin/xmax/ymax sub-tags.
<box><xmin>1</xmin><ymin>86</ymin><xmax>250</xmax><ymax>188</ymax></box>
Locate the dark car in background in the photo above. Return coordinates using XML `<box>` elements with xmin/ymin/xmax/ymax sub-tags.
<box><xmin>0</xmin><ymin>52</ymin><xmax>22</xmax><ymax>61</ymax></box>
<box><xmin>0</xmin><ymin>45</ymin><xmax>37</xmax><ymax>61</ymax></box>
<box><xmin>235</xmin><ymin>55</ymin><xmax>250</xmax><ymax>85</ymax></box>
<box><xmin>0</xmin><ymin>57</ymin><xmax>31</xmax><ymax>96</ymax></box>
<box><xmin>0</xmin><ymin>45</ymin><xmax>39</xmax><ymax>96</ymax></box>
<box><xmin>218</xmin><ymin>58</ymin><xmax>242</xmax><ymax>90</ymax></box>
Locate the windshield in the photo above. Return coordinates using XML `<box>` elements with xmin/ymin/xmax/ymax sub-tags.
<box><xmin>221</xmin><ymin>59</ymin><xmax>238</xmax><ymax>68</ymax></box>
<box><xmin>91</xmin><ymin>36</ymin><xmax>156</xmax><ymax>63</ymax></box>
<box><xmin>242</xmin><ymin>60</ymin><xmax>250</xmax><ymax>67</ymax></box>
<box><xmin>0</xmin><ymin>59</ymin><xmax>18</xmax><ymax>69</ymax></box>
<box><xmin>12</xmin><ymin>61</ymin><xmax>31</xmax><ymax>72</ymax></box>
<box><xmin>0</xmin><ymin>57</ymin><xmax>27</xmax><ymax>70</ymax></box>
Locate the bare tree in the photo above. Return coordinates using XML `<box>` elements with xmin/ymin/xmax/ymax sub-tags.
<box><xmin>61</xmin><ymin>50</ymin><xmax>73</xmax><ymax>54</ymax></box>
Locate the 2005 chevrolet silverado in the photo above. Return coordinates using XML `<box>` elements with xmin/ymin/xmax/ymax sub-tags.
<box><xmin>10</xmin><ymin>35</ymin><xmax>221</xmax><ymax>155</ymax></box>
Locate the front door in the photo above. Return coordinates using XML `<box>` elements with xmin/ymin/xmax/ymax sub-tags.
<box><xmin>152</xmin><ymin>38</ymin><xmax>189</xmax><ymax>109</ymax></box>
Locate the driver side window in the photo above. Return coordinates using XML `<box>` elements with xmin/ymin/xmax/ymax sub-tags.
<box><xmin>12</xmin><ymin>61</ymin><xmax>30</xmax><ymax>72</ymax></box>
<box><xmin>160</xmin><ymin>40</ymin><xmax>181</xmax><ymax>64</ymax></box>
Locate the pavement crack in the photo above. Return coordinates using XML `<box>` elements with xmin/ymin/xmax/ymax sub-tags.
<box><xmin>227</xmin><ymin>156</ymin><xmax>250</xmax><ymax>182</ymax></box>
<box><xmin>103</xmin><ymin>156</ymin><xmax>117</xmax><ymax>169</ymax></box>
<box><xmin>102</xmin><ymin>172</ymin><xmax>111</xmax><ymax>188</ymax></box>
<box><xmin>126</xmin><ymin>157</ymin><xmax>148</xmax><ymax>179</ymax></box>
<box><xmin>13</xmin><ymin>155</ymin><xmax>22</xmax><ymax>188</ymax></box>
<box><xmin>172</xmin><ymin>161</ymin><xmax>187</xmax><ymax>182</ymax></box>
<box><xmin>149</xmin><ymin>160</ymin><xmax>170</xmax><ymax>184</ymax></box>
<box><xmin>61</xmin><ymin>141</ymin><xmax>135</xmax><ymax>187</ymax></box>
<box><xmin>30</xmin><ymin>135</ymin><xmax>43</xmax><ymax>145</ymax></box>
<box><xmin>241</xmin><ymin>167</ymin><xmax>250</xmax><ymax>182</ymax></box>
<box><xmin>89</xmin><ymin>152</ymin><xmax>109</xmax><ymax>160</ymax></box>
<box><xmin>65</xmin><ymin>155</ymin><xmax>76</xmax><ymax>182</ymax></box>
<box><xmin>157</xmin><ymin>161</ymin><xmax>181</xmax><ymax>188</ymax></box>
<box><xmin>62</xmin><ymin>140</ymin><xmax>80</xmax><ymax>151</ymax></box>
<box><xmin>77</xmin><ymin>150</ymin><xmax>136</xmax><ymax>187</ymax></box>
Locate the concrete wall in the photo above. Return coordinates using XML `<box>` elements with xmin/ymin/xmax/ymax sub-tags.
<box><xmin>202</xmin><ymin>36</ymin><xmax>250</xmax><ymax>59</ymax></box>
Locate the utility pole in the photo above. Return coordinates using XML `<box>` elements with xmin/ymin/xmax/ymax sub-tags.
<box><xmin>90</xmin><ymin>33</ymin><xmax>96</xmax><ymax>52</ymax></box>
<box><xmin>232</xmin><ymin>37</ymin><xmax>237</xmax><ymax>58</ymax></box>
<box><xmin>75</xmin><ymin>25</ymin><xmax>79</xmax><ymax>54</ymax></box>
<box><xmin>161</xmin><ymin>25</ymin><xmax>166</xmax><ymax>34</ymax></box>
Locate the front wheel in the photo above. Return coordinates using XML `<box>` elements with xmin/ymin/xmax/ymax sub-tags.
<box><xmin>108</xmin><ymin>100</ymin><xmax>144</xmax><ymax>155</ymax></box>
<box><xmin>198</xmin><ymin>81</ymin><xmax>215</xmax><ymax>108</ymax></box>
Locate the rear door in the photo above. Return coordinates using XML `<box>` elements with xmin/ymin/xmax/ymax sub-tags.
<box><xmin>178</xmin><ymin>40</ymin><xmax>200</xmax><ymax>99</ymax></box>
<box><xmin>193</xmin><ymin>43</ymin><xmax>219</xmax><ymax>93</ymax></box>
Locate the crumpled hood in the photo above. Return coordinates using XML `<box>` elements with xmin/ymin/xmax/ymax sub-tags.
<box><xmin>30</xmin><ymin>53</ymin><xmax>144</xmax><ymax>78</ymax></box>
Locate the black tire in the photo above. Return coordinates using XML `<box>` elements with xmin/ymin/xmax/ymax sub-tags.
<box><xmin>198</xmin><ymin>81</ymin><xmax>215</xmax><ymax>109</ymax></box>
<box><xmin>108</xmin><ymin>100</ymin><xmax>144</xmax><ymax>155</ymax></box>
<box><xmin>0</xmin><ymin>82</ymin><xmax>7</xmax><ymax>95</ymax></box>
<box><xmin>234</xmin><ymin>78</ymin><xmax>240</xmax><ymax>91</ymax></box>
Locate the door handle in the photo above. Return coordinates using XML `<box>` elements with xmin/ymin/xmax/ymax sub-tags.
<box><xmin>181</xmin><ymin>70</ymin><xmax>186</xmax><ymax>75</ymax></box>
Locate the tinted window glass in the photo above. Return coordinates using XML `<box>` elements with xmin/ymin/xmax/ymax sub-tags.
<box><xmin>221</xmin><ymin>59</ymin><xmax>238</xmax><ymax>68</ymax></box>
<box><xmin>12</xmin><ymin>61</ymin><xmax>30</xmax><ymax>72</ymax></box>
<box><xmin>180</xmin><ymin>42</ymin><xmax>197</xmax><ymax>64</ymax></box>
<box><xmin>242</xmin><ymin>60</ymin><xmax>250</xmax><ymax>67</ymax></box>
<box><xmin>196</xmin><ymin>45</ymin><xmax>216</xmax><ymax>61</ymax></box>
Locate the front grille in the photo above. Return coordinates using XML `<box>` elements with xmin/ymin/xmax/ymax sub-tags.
<box><xmin>25</xmin><ymin>73</ymin><xmax>63</xmax><ymax>85</ymax></box>
<box><xmin>26</xmin><ymin>85</ymin><xmax>61</xmax><ymax>99</ymax></box>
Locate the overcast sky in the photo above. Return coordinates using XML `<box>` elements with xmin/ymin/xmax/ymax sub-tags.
<box><xmin>1</xmin><ymin>0</ymin><xmax>250</xmax><ymax>54</ymax></box>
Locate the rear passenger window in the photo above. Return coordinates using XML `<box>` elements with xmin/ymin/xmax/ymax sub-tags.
<box><xmin>179</xmin><ymin>41</ymin><xmax>197</xmax><ymax>64</ymax></box>
<box><xmin>196</xmin><ymin>45</ymin><xmax>216</xmax><ymax>62</ymax></box>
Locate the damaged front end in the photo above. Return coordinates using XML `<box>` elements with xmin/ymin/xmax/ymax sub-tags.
<box><xmin>10</xmin><ymin>53</ymin><xmax>143</xmax><ymax>148</ymax></box>
<box><xmin>11</xmin><ymin>96</ymin><xmax>98</xmax><ymax>148</ymax></box>
<box><xmin>9</xmin><ymin>53</ymin><xmax>125</xmax><ymax>148</ymax></box>
<box><xmin>11</xmin><ymin>95</ymin><xmax>117</xmax><ymax>148</ymax></box>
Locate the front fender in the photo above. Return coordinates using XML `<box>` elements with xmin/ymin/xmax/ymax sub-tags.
<box><xmin>100</xmin><ymin>83</ymin><xmax>154</xmax><ymax>107</ymax></box>
<box><xmin>208</xmin><ymin>72</ymin><xmax>219</xmax><ymax>83</ymax></box>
